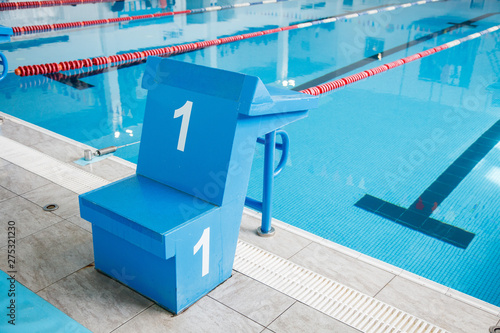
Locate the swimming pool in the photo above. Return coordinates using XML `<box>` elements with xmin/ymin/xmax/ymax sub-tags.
<box><xmin>1</xmin><ymin>0</ymin><xmax>499</xmax><ymax>306</ymax></box>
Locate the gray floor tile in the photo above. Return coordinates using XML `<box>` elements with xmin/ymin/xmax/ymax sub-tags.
<box><xmin>0</xmin><ymin>119</ymin><xmax>52</xmax><ymax>147</ymax></box>
<box><xmin>22</xmin><ymin>183</ymin><xmax>80</xmax><ymax>219</ymax></box>
<box><xmin>209</xmin><ymin>272</ymin><xmax>295</xmax><ymax>326</ymax></box>
<box><xmin>66</xmin><ymin>214</ymin><xmax>92</xmax><ymax>233</ymax></box>
<box><xmin>0</xmin><ymin>158</ymin><xmax>10</xmax><ymax>167</ymax></box>
<box><xmin>0</xmin><ymin>163</ymin><xmax>51</xmax><ymax>195</ymax></box>
<box><xmin>113</xmin><ymin>298</ymin><xmax>264</xmax><ymax>333</ymax></box>
<box><xmin>75</xmin><ymin>158</ymin><xmax>135</xmax><ymax>182</ymax></box>
<box><xmin>375</xmin><ymin>277</ymin><xmax>499</xmax><ymax>333</ymax></box>
<box><xmin>0</xmin><ymin>196</ymin><xmax>63</xmax><ymax>247</ymax></box>
<box><xmin>289</xmin><ymin>242</ymin><xmax>395</xmax><ymax>297</ymax></box>
<box><xmin>268</xmin><ymin>301</ymin><xmax>361</xmax><ymax>333</ymax></box>
<box><xmin>239</xmin><ymin>214</ymin><xmax>311</xmax><ymax>259</ymax></box>
<box><xmin>0</xmin><ymin>220</ymin><xmax>93</xmax><ymax>292</ymax></box>
<box><xmin>31</xmin><ymin>137</ymin><xmax>85</xmax><ymax>164</ymax></box>
<box><xmin>38</xmin><ymin>266</ymin><xmax>153</xmax><ymax>333</ymax></box>
<box><xmin>0</xmin><ymin>185</ymin><xmax>17</xmax><ymax>202</ymax></box>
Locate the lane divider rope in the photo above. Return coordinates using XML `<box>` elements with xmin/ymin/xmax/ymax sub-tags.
<box><xmin>1</xmin><ymin>0</ymin><xmax>125</xmax><ymax>11</ymax></box>
<box><xmin>11</xmin><ymin>0</ymin><xmax>290</xmax><ymax>35</ymax></box>
<box><xmin>299</xmin><ymin>25</ymin><xmax>500</xmax><ymax>95</ymax></box>
<box><xmin>14</xmin><ymin>0</ymin><xmax>444</xmax><ymax>77</ymax></box>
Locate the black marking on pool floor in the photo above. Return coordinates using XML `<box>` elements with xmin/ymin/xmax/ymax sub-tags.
<box><xmin>293</xmin><ymin>12</ymin><xmax>499</xmax><ymax>91</ymax></box>
<box><xmin>447</xmin><ymin>22</ymin><xmax>477</xmax><ymax>28</ymax></box>
<box><xmin>355</xmin><ymin>120</ymin><xmax>500</xmax><ymax>249</ymax></box>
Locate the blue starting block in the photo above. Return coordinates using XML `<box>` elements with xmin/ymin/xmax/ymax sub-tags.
<box><xmin>79</xmin><ymin>57</ymin><xmax>317</xmax><ymax>314</ymax></box>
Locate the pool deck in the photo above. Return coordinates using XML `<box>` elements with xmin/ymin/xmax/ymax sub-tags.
<box><xmin>0</xmin><ymin>113</ymin><xmax>499</xmax><ymax>333</ymax></box>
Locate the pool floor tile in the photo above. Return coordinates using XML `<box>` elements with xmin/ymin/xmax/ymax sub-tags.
<box><xmin>443</xmin><ymin>227</ymin><xmax>476</xmax><ymax>249</ymax></box>
<box><xmin>434</xmin><ymin>172</ymin><xmax>463</xmax><ymax>188</ymax></box>
<box><xmin>353</xmin><ymin>194</ymin><xmax>384</xmax><ymax>212</ymax></box>
<box><xmin>376</xmin><ymin>202</ymin><xmax>406</xmax><ymax>220</ymax></box>
<box><xmin>453</xmin><ymin>156</ymin><xmax>480</xmax><ymax>170</ymax></box>
<box><xmin>445</xmin><ymin>164</ymin><xmax>472</xmax><ymax>178</ymax></box>
<box><xmin>420</xmin><ymin>218</ymin><xmax>452</xmax><ymax>239</ymax></box>
<box><xmin>398</xmin><ymin>210</ymin><xmax>427</xmax><ymax>228</ymax></box>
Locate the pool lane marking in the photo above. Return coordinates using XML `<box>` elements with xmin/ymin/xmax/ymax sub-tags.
<box><xmin>10</xmin><ymin>0</ymin><xmax>291</xmax><ymax>36</ymax></box>
<box><xmin>354</xmin><ymin>120</ymin><xmax>500</xmax><ymax>249</ymax></box>
<box><xmin>293</xmin><ymin>12</ymin><xmax>499</xmax><ymax>91</ymax></box>
<box><xmin>15</xmin><ymin>0</ymin><xmax>446</xmax><ymax>77</ymax></box>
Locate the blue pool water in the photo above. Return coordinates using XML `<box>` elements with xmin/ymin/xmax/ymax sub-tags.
<box><xmin>1</xmin><ymin>0</ymin><xmax>499</xmax><ymax>306</ymax></box>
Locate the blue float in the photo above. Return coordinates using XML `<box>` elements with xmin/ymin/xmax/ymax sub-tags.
<box><xmin>79</xmin><ymin>57</ymin><xmax>317</xmax><ymax>314</ymax></box>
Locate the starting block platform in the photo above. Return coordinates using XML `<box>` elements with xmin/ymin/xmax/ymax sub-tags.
<box><xmin>79</xmin><ymin>57</ymin><xmax>317</xmax><ymax>314</ymax></box>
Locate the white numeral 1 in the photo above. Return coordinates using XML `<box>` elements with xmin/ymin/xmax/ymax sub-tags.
<box><xmin>193</xmin><ymin>227</ymin><xmax>210</xmax><ymax>277</ymax></box>
<box><xmin>173</xmin><ymin>101</ymin><xmax>193</xmax><ymax>152</ymax></box>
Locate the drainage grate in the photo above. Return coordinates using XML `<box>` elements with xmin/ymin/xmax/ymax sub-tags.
<box><xmin>43</xmin><ymin>203</ymin><xmax>59</xmax><ymax>211</ymax></box>
<box><xmin>234</xmin><ymin>240</ymin><xmax>449</xmax><ymax>333</ymax></box>
<box><xmin>0</xmin><ymin>136</ymin><xmax>110</xmax><ymax>194</ymax></box>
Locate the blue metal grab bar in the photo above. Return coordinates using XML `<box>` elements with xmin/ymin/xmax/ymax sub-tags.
<box><xmin>245</xmin><ymin>129</ymin><xmax>289</xmax><ymax>236</ymax></box>
<box><xmin>0</xmin><ymin>52</ymin><xmax>7</xmax><ymax>81</ymax></box>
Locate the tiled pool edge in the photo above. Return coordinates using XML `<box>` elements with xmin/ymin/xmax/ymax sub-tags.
<box><xmin>2</xmin><ymin>110</ymin><xmax>499</xmax><ymax>320</ymax></box>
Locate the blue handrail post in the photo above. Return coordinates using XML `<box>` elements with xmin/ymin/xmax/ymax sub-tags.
<box><xmin>246</xmin><ymin>129</ymin><xmax>291</xmax><ymax>237</ymax></box>
<box><xmin>0</xmin><ymin>52</ymin><xmax>8</xmax><ymax>82</ymax></box>
<box><xmin>0</xmin><ymin>25</ymin><xmax>13</xmax><ymax>82</ymax></box>
<box><xmin>258</xmin><ymin>130</ymin><xmax>276</xmax><ymax>236</ymax></box>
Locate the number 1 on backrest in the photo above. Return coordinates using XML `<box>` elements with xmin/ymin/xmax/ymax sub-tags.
<box><xmin>173</xmin><ymin>101</ymin><xmax>193</xmax><ymax>152</ymax></box>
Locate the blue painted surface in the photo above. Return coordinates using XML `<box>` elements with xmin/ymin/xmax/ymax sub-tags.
<box><xmin>0</xmin><ymin>270</ymin><xmax>91</xmax><ymax>333</ymax></box>
<box><xmin>0</xmin><ymin>52</ymin><xmax>7</xmax><ymax>81</ymax></box>
<box><xmin>79</xmin><ymin>58</ymin><xmax>315</xmax><ymax>313</ymax></box>
<box><xmin>0</xmin><ymin>24</ymin><xmax>13</xmax><ymax>43</ymax></box>
<box><xmin>1</xmin><ymin>0</ymin><xmax>499</xmax><ymax>306</ymax></box>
